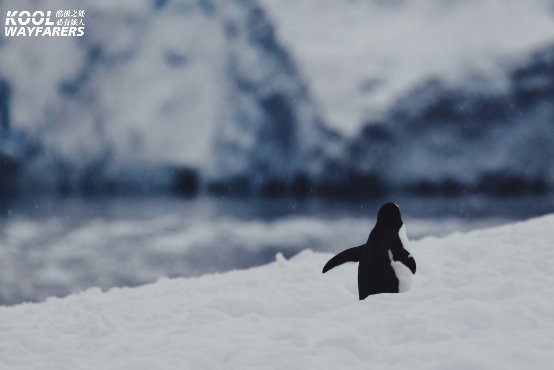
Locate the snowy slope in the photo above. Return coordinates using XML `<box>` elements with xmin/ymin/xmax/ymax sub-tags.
<box><xmin>2</xmin><ymin>215</ymin><xmax>554</xmax><ymax>369</ymax></box>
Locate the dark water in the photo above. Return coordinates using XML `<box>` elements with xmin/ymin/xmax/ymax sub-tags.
<box><xmin>3</xmin><ymin>194</ymin><xmax>553</xmax><ymax>222</ymax></box>
<box><xmin>0</xmin><ymin>194</ymin><xmax>553</xmax><ymax>306</ymax></box>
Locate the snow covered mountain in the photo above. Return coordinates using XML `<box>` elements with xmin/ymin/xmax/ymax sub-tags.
<box><xmin>1</xmin><ymin>0</ymin><xmax>554</xmax><ymax>195</ymax></box>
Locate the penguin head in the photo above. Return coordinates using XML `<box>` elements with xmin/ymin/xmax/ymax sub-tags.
<box><xmin>376</xmin><ymin>202</ymin><xmax>403</xmax><ymax>229</ymax></box>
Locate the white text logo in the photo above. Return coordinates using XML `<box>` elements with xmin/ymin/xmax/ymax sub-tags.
<box><xmin>5</xmin><ymin>10</ymin><xmax>85</xmax><ymax>37</ymax></box>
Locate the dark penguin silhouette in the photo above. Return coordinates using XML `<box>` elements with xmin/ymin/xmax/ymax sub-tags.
<box><xmin>322</xmin><ymin>202</ymin><xmax>416</xmax><ymax>300</ymax></box>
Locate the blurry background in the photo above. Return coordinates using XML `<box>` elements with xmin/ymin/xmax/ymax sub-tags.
<box><xmin>1</xmin><ymin>0</ymin><xmax>554</xmax><ymax>305</ymax></box>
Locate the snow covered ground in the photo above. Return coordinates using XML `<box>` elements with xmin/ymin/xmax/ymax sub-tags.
<box><xmin>1</xmin><ymin>214</ymin><xmax>553</xmax><ymax>369</ymax></box>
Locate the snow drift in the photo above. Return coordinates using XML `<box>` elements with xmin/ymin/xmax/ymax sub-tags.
<box><xmin>1</xmin><ymin>215</ymin><xmax>554</xmax><ymax>369</ymax></box>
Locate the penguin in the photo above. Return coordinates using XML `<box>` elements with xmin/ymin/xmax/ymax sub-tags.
<box><xmin>322</xmin><ymin>202</ymin><xmax>416</xmax><ymax>300</ymax></box>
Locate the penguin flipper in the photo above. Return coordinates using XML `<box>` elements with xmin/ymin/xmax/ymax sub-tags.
<box><xmin>403</xmin><ymin>256</ymin><xmax>416</xmax><ymax>274</ymax></box>
<box><xmin>322</xmin><ymin>246</ymin><xmax>362</xmax><ymax>273</ymax></box>
<box><xmin>390</xmin><ymin>240</ymin><xmax>416</xmax><ymax>274</ymax></box>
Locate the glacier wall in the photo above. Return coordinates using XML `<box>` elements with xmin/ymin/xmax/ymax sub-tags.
<box><xmin>1</xmin><ymin>0</ymin><xmax>554</xmax><ymax>196</ymax></box>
